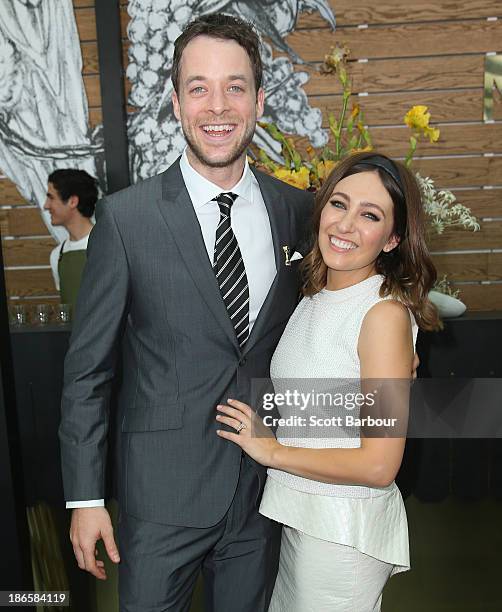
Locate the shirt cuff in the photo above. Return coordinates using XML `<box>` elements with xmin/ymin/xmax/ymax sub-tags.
<box><xmin>66</xmin><ymin>499</ymin><xmax>105</xmax><ymax>509</ymax></box>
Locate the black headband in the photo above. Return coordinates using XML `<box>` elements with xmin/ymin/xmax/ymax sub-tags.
<box><xmin>357</xmin><ymin>155</ymin><xmax>404</xmax><ymax>194</ymax></box>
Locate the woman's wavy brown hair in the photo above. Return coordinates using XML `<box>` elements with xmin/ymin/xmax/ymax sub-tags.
<box><xmin>301</xmin><ymin>151</ymin><xmax>441</xmax><ymax>331</ymax></box>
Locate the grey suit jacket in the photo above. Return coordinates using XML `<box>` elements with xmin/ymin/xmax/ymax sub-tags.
<box><xmin>59</xmin><ymin>158</ymin><xmax>313</xmax><ymax>527</ymax></box>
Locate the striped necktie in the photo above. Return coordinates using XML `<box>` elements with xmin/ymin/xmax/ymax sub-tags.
<box><xmin>212</xmin><ymin>192</ymin><xmax>249</xmax><ymax>347</ymax></box>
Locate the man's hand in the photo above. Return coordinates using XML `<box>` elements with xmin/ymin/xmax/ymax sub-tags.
<box><xmin>70</xmin><ymin>507</ymin><xmax>120</xmax><ymax>580</ymax></box>
<box><xmin>412</xmin><ymin>352</ymin><xmax>420</xmax><ymax>379</ymax></box>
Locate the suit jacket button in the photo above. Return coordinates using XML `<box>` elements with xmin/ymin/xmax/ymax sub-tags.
<box><xmin>239</xmin><ymin>357</ymin><xmax>247</xmax><ymax>366</ymax></box>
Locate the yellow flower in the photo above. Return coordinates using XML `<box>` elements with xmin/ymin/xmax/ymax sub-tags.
<box><xmin>424</xmin><ymin>126</ymin><xmax>440</xmax><ymax>143</ymax></box>
<box><xmin>404</xmin><ymin>105</ymin><xmax>440</xmax><ymax>151</ymax></box>
<box><xmin>273</xmin><ymin>166</ymin><xmax>310</xmax><ymax>190</ymax></box>
<box><xmin>316</xmin><ymin>160</ymin><xmax>337</xmax><ymax>181</ymax></box>
<box><xmin>404</xmin><ymin>105</ymin><xmax>431</xmax><ymax>130</ymax></box>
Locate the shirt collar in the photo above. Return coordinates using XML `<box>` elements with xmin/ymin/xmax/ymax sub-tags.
<box><xmin>179</xmin><ymin>147</ymin><xmax>255</xmax><ymax>209</ymax></box>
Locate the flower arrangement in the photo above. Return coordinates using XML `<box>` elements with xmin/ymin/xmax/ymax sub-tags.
<box><xmin>252</xmin><ymin>44</ymin><xmax>480</xmax><ymax>299</ymax></box>
<box><xmin>417</xmin><ymin>174</ymin><xmax>480</xmax><ymax>236</ymax></box>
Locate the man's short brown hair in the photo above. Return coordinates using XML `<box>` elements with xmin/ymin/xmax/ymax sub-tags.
<box><xmin>171</xmin><ymin>13</ymin><xmax>263</xmax><ymax>95</ymax></box>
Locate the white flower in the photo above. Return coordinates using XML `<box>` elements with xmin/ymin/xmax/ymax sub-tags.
<box><xmin>128</xmin><ymin>18</ymin><xmax>147</xmax><ymax>43</ymax></box>
<box><xmin>148</xmin><ymin>53</ymin><xmax>164</xmax><ymax>72</ymax></box>
<box><xmin>286</xmin><ymin>95</ymin><xmax>302</xmax><ymax>112</ymax></box>
<box><xmin>126</xmin><ymin>63</ymin><xmax>138</xmax><ymax>81</ymax></box>
<box><xmin>161</xmin><ymin>120</ymin><xmax>177</xmax><ymax>135</ymax></box>
<box><xmin>166</xmin><ymin>22</ymin><xmax>182</xmax><ymax>42</ymax></box>
<box><xmin>155</xmin><ymin>138</ymin><xmax>170</xmax><ymax>153</ymax></box>
<box><xmin>174</xmin><ymin>5</ymin><xmax>192</xmax><ymax>23</ymax></box>
<box><xmin>152</xmin><ymin>0</ymin><xmax>170</xmax><ymax>12</ymax></box>
<box><xmin>143</xmin><ymin>117</ymin><xmax>158</xmax><ymax>133</ymax></box>
<box><xmin>149</xmin><ymin>31</ymin><xmax>165</xmax><ymax>51</ymax></box>
<box><xmin>141</xmin><ymin>70</ymin><xmax>159</xmax><ymax>88</ymax></box>
<box><xmin>130</xmin><ymin>87</ymin><xmax>150</xmax><ymax>108</ymax></box>
<box><xmin>148</xmin><ymin>12</ymin><xmax>165</xmax><ymax>31</ymax></box>
<box><xmin>132</xmin><ymin>43</ymin><xmax>147</xmax><ymax>64</ymax></box>
<box><xmin>416</xmin><ymin>172</ymin><xmax>480</xmax><ymax>235</ymax></box>
<box><xmin>135</xmin><ymin>130</ymin><xmax>151</xmax><ymax>146</ymax></box>
<box><xmin>434</xmin><ymin>275</ymin><xmax>460</xmax><ymax>298</ymax></box>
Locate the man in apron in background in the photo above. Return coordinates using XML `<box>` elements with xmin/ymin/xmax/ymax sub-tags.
<box><xmin>44</xmin><ymin>169</ymin><xmax>98</xmax><ymax>312</ymax></box>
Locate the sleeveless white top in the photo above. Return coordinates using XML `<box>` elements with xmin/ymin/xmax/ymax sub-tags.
<box><xmin>259</xmin><ymin>274</ymin><xmax>418</xmax><ymax>573</ymax></box>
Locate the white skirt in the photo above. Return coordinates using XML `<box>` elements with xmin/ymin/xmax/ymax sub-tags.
<box><xmin>260</xmin><ymin>476</ymin><xmax>410</xmax><ymax>573</ymax></box>
<box><xmin>268</xmin><ymin>526</ymin><xmax>393</xmax><ymax>612</ymax></box>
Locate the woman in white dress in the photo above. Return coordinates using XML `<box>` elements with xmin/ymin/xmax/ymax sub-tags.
<box><xmin>216</xmin><ymin>152</ymin><xmax>441</xmax><ymax>611</ymax></box>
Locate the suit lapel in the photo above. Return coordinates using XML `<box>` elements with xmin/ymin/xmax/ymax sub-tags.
<box><xmin>243</xmin><ymin>168</ymin><xmax>292</xmax><ymax>356</ymax></box>
<box><xmin>155</xmin><ymin>160</ymin><xmax>240</xmax><ymax>352</ymax></box>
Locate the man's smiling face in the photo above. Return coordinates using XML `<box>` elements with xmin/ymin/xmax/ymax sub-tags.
<box><xmin>172</xmin><ymin>35</ymin><xmax>264</xmax><ymax>172</ymax></box>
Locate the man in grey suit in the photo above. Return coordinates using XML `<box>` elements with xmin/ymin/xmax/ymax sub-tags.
<box><xmin>59</xmin><ymin>13</ymin><xmax>312</xmax><ymax>611</ymax></box>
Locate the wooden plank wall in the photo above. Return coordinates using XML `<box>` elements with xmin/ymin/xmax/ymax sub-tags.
<box><xmin>291</xmin><ymin>2</ymin><xmax>502</xmax><ymax>310</ymax></box>
<box><xmin>1</xmin><ymin>0</ymin><xmax>501</xmax><ymax>310</ymax></box>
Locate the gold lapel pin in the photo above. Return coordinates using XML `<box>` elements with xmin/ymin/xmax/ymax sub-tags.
<box><xmin>283</xmin><ymin>245</ymin><xmax>291</xmax><ymax>266</ymax></box>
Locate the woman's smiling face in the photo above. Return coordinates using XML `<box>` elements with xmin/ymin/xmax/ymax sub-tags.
<box><xmin>319</xmin><ymin>170</ymin><xmax>400</xmax><ymax>290</ymax></box>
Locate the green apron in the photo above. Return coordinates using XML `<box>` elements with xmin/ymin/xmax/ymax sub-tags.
<box><xmin>58</xmin><ymin>242</ymin><xmax>87</xmax><ymax>313</ymax></box>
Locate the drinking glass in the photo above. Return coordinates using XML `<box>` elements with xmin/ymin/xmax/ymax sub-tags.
<box><xmin>35</xmin><ymin>303</ymin><xmax>51</xmax><ymax>325</ymax></box>
<box><xmin>56</xmin><ymin>303</ymin><xmax>71</xmax><ymax>324</ymax></box>
<box><xmin>10</xmin><ymin>304</ymin><xmax>28</xmax><ymax>326</ymax></box>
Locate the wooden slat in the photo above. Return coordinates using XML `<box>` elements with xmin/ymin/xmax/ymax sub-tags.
<box><xmin>286</xmin><ymin>20</ymin><xmax>502</xmax><ymax>61</ymax></box>
<box><xmin>8</xmin><ymin>296</ymin><xmax>60</xmax><ymax>308</ymax></box>
<box><xmin>309</xmin><ymin>89</ymin><xmax>486</xmax><ymax>126</ymax></box>
<box><xmin>4</xmin><ymin>269</ymin><xmax>56</xmax><ymax>298</ymax></box>
<box><xmin>120</xmin><ymin>6</ymin><xmax>129</xmax><ymax>39</ymax></box>
<box><xmin>0</xmin><ymin>179</ymin><xmax>28</xmax><ymax>206</ymax></box>
<box><xmin>0</xmin><ymin>208</ymin><xmax>49</xmax><ymax>237</ymax></box>
<box><xmin>88</xmin><ymin>107</ymin><xmax>102</xmax><ymax>128</ymax></box>
<box><xmin>303</xmin><ymin>55</ymin><xmax>483</xmax><ymax>95</ymax></box>
<box><xmin>297</xmin><ymin>0</ymin><xmax>501</xmax><ymax>27</ymax></box>
<box><xmin>428</xmin><ymin>220</ymin><xmax>502</xmax><ymax>251</ymax></box>
<box><xmin>432</xmin><ymin>253</ymin><xmax>502</xmax><ymax>282</ymax></box>
<box><xmin>294</xmin><ymin>123</ymin><xmax>502</xmax><ymax>158</ymax></box>
<box><xmin>2</xmin><ymin>238</ymin><xmax>55</xmax><ymax>267</ymax></box>
<box><xmin>81</xmin><ymin>42</ymin><xmax>99</xmax><ymax>74</ymax></box>
<box><xmin>413</xmin><ymin>156</ymin><xmax>502</xmax><ymax>188</ymax></box>
<box><xmin>83</xmin><ymin>74</ymin><xmax>101</xmax><ymax>107</ymax></box>
<box><xmin>452</xmin><ymin>189</ymin><xmax>502</xmax><ymax>218</ymax></box>
<box><xmin>451</xmin><ymin>283</ymin><xmax>502</xmax><ymax>310</ymax></box>
<box><xmin>74</xmin><ymin>7</ymin><xmax>96</xmax><ymax>42</ymax></box>
<box><xmin>366</xmin><ymin>123</ymin><xmax>502</xmax><ymax>156</ymax></box>
<box><xmin>75</xmin><ymin>0</ymin><xmax>501</xmax><ymax>28</ymax></box>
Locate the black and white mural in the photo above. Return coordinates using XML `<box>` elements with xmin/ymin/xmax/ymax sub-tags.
<box><xmin>0</xmin><ymin>0</ymin><xmax>101</xmax><ymax>242</ymax></box>
<box><xmin>0</xmin><ymin>0</ymin><xmax>336</xmax><ymax>241</ymax></box>
<box><xmin>126</xmin><ymin>0</ymin><xmax>336</xmax><ymax>181</ymax></box>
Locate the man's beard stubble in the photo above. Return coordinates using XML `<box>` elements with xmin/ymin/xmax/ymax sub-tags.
<box><xmin>182</xmin><ymin>121</ymin><xmax>256</xmax><ymax>169</ymax></box>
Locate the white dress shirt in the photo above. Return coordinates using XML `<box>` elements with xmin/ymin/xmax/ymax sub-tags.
<box><xmin>179</xmin><ymin>149</ymin><xmax>276</xmax><ymax>330</ymax></box>
<box><xmin>66</xmin><ymin>150</ymin><xmax>276</xmax><ymax>509</ymax></box>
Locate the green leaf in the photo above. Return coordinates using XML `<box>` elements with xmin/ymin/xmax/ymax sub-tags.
<box><xmin>258</xmin><ymin>149</ymin><xmax>278</xmax><ymax>172</ymax></box>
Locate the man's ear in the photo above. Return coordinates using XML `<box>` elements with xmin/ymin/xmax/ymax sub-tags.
<box><xmin>256</xmin><ymin>87</ymin><xmax>265</xmax><ymax>120</ymax></box>
<box><xmin>383</xmin><ymin>234</ymin><xmax>400</xmax><ymax>253</ymax></box>
<box><xmin>68</xmin><ymin>195</ymin><xmax>79</xmax><ymax>210</ymax></box>
<box><xmin>172</xmin><ymin>90</ymin><xmax>181</xmax><ymax>121</ymax></box>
